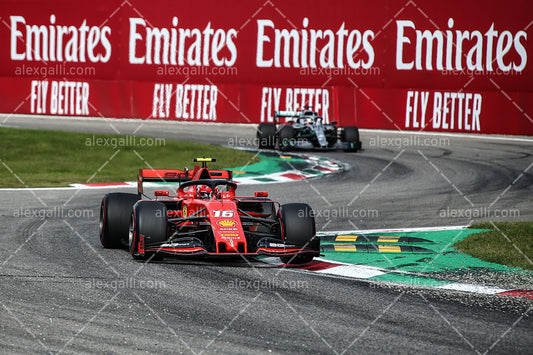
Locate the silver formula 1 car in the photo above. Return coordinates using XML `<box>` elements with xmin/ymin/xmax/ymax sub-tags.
<box><xmin>257</xmin><ymin>107</ymin><xmax>362</xmax><ymax>152</ymax></box>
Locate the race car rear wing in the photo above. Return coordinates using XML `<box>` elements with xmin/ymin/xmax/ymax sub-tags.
<box><xmin>137</xmin><ymin>169</ymin><xmax>191</xmax><ymax>195</ymax></box>
<box><xmin>275</xmin><ymin>108</ymin><xmax>317</xmax><ymax>122</ymax></box>
<box><xmin>275</xmin><ymin>110</ymin><xmax>303</xmax><ymax>118</ymax></box>
<box><xmin>137</xmin><ymin>158</ymin><xmax>233</xmax><ymax>195</ymax></box>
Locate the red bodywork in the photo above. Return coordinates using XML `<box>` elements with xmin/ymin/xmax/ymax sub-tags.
<box><xmin>133</xmin><ymin>162</ymin><xmax>314</xmax><ymax>258</ymax></box>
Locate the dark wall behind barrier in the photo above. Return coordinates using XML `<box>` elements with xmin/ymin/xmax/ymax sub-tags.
<box><xmin>1</xmin><ymin>0</ymin><xmax>532</xmax><ymax>135</ymax></box>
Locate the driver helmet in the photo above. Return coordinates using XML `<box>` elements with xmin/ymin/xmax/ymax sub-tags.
<box><xmin>197</xmin><ymin>185</ymin><xmax>211</xmax><ymax>199</ymax></box>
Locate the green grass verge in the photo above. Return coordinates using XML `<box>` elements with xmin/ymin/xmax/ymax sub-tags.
<box><xmin>455</xmin><ymin>222</ymin><xmax>533</xmax><ymax>271</ymax></box>
<box><xmin>0</xmin><ymin>126</ymin><xmax>259</xmax><ymax>188</ymax></box>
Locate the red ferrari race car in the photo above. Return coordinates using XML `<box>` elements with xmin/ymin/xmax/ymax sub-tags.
<box><xmin>99</xmin><ymin>158</ymin><xmax>320</xmax><ymax>264</ymax></box>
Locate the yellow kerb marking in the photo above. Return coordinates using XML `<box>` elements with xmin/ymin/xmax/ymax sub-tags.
<box><xmin>378</xmin><ymin>245</ymin><xmax>402</xmax><ymax>253</ymax></box>
<box><xmin>336</xmin><ymin>235</ymin><xmax>358</xmax><ymax>242</ymax></box>
<box><xmin>377</xmin><ymin>236</ymin><xmax>400</xmax><ymax>243</ymax></box>
<box><xmin>334</xmin><ymin>244</ymin><xmax>357</xmax><ymax>251</ymax></box>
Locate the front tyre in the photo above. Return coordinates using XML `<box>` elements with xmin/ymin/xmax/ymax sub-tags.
<box><xmin>278</xmin><ymin>125</ymin><xmax>294</xmax><ymax>151</ymax></box>
<box><xmin>279</xmin><ymin>203</ymin><xmax>319</xmax><ymax>264</ymax></box>
<box><xmin>325</xmin><ymin>126</ymin><xmax>338</xmax><ymax>148</ymax></box>
<box><xmin>129</xmin><ymin>201</ymin><xmax>168</xmax><ymax>261</ymax></box>
<box><xmin>341</xmin><ymin>126</ymin><xmax>361</xmax><ymax>152</ymax></box>
<box><xmin>257</xmin><ymin>123</ymin><xmax>277</xmax><ymax>149</ymax></box>
<box><xmin>100</xmin><ymin>193</ymin><xmax>140</xmax><ymax>249</ymax></box>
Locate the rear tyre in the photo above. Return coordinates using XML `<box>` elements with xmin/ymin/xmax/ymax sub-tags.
<box><xmin>129</xmin><ymin>201</ymin><xmax>168</xmax><ymax>261</ymax></box>
<box><xmin>279</xmin><ymin>203</ymin><xmax>319</xmax><ymax>264</ymax></box>
<box><xmin>257</xmin><ymin>123</ymin><xmax>277</xmax><ymax>149</ymax></box>
<box><xmin>341</xmin><ymin>126</ymin><xmax>361</xmax><ymax>152</ymax></box>
<box><xmin>100</xmin><ymin>193</ymin><xmax>140</xmax><ymax>249</ymax></box>
<box><xmin>278</xmin><ymin>125</ymin><xmax>294</xmax><ymax>151</ymax></box>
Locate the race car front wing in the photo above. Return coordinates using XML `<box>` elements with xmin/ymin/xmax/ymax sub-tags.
<box><xmin>142</xmin><ymin>235</ymin><xmax>319</xmax><ymax>258</ymax></box>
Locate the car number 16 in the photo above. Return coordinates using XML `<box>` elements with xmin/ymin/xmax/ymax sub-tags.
<box><xmin>213</xmin><ymin>210</ymin><xmax>234</xmax><ymax>217</ymax></box>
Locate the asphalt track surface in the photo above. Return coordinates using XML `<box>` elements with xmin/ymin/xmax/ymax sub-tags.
<box><xmin>1</xmin><ymin>115</ymin><xmax>532</xmax><ymax>354</ymax></box>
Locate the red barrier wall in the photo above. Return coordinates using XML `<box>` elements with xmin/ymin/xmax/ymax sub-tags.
<box><xmin>1</xmin><ymin>0</ymin><xmax>532</xmax><ymax>135</ymax></box>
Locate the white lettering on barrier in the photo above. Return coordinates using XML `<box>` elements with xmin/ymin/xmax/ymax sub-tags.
<box><xmin>9</xmin><ymin>14</ymin><xmax>528</xmax><ymax>77</ymax></box>
<box><xmin>256</xmin><ymin>17</ymin><xmax>375</xmax><ymax>70</ymax></box>
<box><xmin>405</xmin><ymin>91</ymin><xmax>430</xmax><ymax>128</ymax></box>
<box><xmin>129</xmin><ymin>17</ymin><xmax>237</xmax><ymax>67</ymax></box>
<box><xmin>396</xmin><ymin>18</ymin><xmax>527</xmax><ymax>72</ymax></box>
<box><xmin>405</xmin><ymin>90</ymin><xmax>481</xmax><ymax>132</ymax></box>
<box><xmin>151</xmin><ymin>84</ymin><xmax>217</xmax><ymax>120</ymax></box>
<box><xmin>10</xmin><ymin>15</ymin><xmax>111</xmax><ymax>63</ymax></box>
<box><xmin>260</xmin><ymin>87</ymin><xmax>330</xmax><ymax>123</ymax></box>
<box><xmin>30</xmin><ymin>80</ymin><xmax>89</xmax><ymax>116</ymax></box>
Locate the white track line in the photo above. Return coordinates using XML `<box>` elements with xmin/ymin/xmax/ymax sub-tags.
<box><xmin>360</xmin><ymin>128</ymin><xmax>533</xmax><ymax>143</ymax></box>
<box><xmin>317</xmin><ymin>225</ymin><xmax>469</xmax><ymax>235</ymax></box>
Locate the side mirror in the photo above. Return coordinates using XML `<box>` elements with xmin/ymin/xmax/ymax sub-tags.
<box><xmin>154</xmin><ymin>190</ymin><xmax>169</xmax><ymax>196</ymax></box>
<box><xmin>255</xmin><ymin>191</ymin><xmax>268</xmax><ymax>197</ymax></box>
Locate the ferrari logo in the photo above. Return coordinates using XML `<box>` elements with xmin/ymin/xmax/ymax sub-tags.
<box><xmin>182</xmin><ymin>206</ymin><xmax>187</xmax><ymax>217</ymax></box>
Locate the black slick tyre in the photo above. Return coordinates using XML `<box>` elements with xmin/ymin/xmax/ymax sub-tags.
<box><xmin>342</xmin><ymin>126</ymin><xmax>361</xmax><ymax>152</ymax></box>
<box><xmin>279</xmin><ymin>203</ymin><xmax>319</xmax><ymax>264</ymax></box>
<box><xmin>129</xmin><ymin>201</ymin><xmax>168</xmax><ymax>261</ymax></box>
<box><xmin>257</xmin><ymin>123</ymin><xmax>277</xmax><ymax>149</ymax></box>
<box><xmin>100</xmin><ymin>193</ymin><xmax>140</xmax><ymax>249</ymax></box>
<box><xmin>278</xmin><ymin>125</ymin><xmax>294</xmax><ymax>151</ymax></box>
